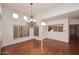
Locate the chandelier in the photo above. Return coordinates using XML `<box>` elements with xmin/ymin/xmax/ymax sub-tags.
<box><xmin>26</xmin><ymin>3</ymin><xmax>37</xmax><ymax>27</ymax></box>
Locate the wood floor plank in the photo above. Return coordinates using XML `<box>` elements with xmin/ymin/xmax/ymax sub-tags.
<box><xmin>1</xmin><ymin>38</ymin><xmax>79</xmax><ymax>55</ymax></box>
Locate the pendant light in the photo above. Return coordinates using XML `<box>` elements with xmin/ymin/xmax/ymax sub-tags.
<box><xmin>27</xmin><ymin>3</ymin><xmax>37</xmax><ymax>27</ymax></box>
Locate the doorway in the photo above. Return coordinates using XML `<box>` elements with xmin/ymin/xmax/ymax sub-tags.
<box><xmin>69</xmin><ymin>24</ymin><xmax>79</xmax><ymax>43</ymax></box>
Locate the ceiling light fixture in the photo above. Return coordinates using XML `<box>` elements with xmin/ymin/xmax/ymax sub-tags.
<box><xmin>26</xmin><ymin>3</ymin><xmax>37</xmax><ymax>27</ymax></box>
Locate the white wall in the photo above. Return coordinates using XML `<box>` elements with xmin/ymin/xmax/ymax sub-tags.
<box><xmin>0</xmin><ymin>4</ymin><xmax>2</xmax><ymax>18</ymax></box>
<box><xmin>0</xmin><ymin>20</ymin><xmax>2</xmax><ymax>49</ymax></box>
<box><xmin>69</xmin><ymin>18</ymin><xmax>79</xmax><ymax>25</ymax></box>
<box><xmin>0</xmin><ymin>4</ymin><xmax>2</xmax><ymax>49</ymax></box>
<box><xmin>0</xmin><ymin>20</ymin><xmax>2</xmax><ymax>38</ymax></box>
<box><xmin>46</xmin><ymin>18</ymin><xmax>69</xmax><ymax>42</ymax></box>
<box><xmin>39</xmin><ymin>24</ymin><xmax>48</xmax><ymax>40</ymax></box>
<box><xmin>0</xmin><ymin>4</ymin><xmax>1</xmax><ymax>13</ymax></box>
<box><xmin>2</xmin><ymin>7</ymin><xmax>41</xmax><ymax>47</ymax></box>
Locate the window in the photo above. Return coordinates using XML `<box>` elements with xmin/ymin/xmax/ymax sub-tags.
<box><xmin>12</xmin><ymin>13</ymin><xmax>19</xmax><ymax>19</ymax></box>
<box><xmin>24</xmin><ymin>16</ymin><xmax>28</xmax><ymax>21</ymax></box>
<box><xmin>14</xmin><ymin>25</ymin><xmax>29</xmax><ymax>39</ymax></box>
<box><xmin>34</xmin><ymin>26</ymin><xmax>39</xmax><ymax>36</ymax></box>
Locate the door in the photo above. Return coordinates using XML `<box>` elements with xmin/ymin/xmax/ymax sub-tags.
<box><xmin>76</xmin><ymin>25</ymin><xmax>79</xmax><ymax>40</ymax></box>
<box><xmin>70</xmin><ymin>25</ymin><xmax>76</xmax><ymax>40</ymax></box>
<box><xmin>70</xmin><ymin>25</ymin><xmax>79</xmax><ymax>43</ymax></box>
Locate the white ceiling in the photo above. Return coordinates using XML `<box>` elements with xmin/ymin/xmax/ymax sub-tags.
<box><xmin>2</xmin><ymin>3</ymin><xmax>64</xmax><ymax>16</ymax></box>
<box><xmin>44</xmin><ymin>10</ymin><xmax>79</xmax><ymax>22</ymax></box>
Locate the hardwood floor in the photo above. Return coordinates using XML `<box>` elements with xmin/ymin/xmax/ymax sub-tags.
<box><xmin>1</xmin><ymin>39</ymin><xmax>41</xmax><ymax>55</ymax></box>
<box><xmin>1</xmin><ymin>38</ymin><xmax>79</xmax><ymax>55</ymax></box>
